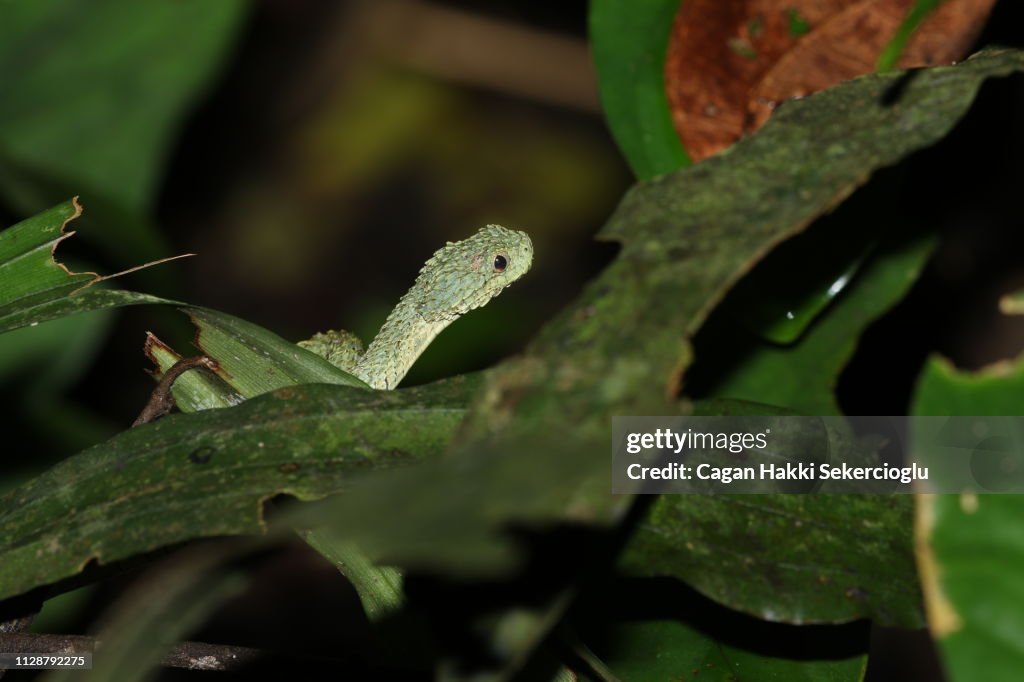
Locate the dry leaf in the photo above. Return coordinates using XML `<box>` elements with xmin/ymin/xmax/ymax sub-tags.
<box><xmin>666</xmin><ymin>0</ymin><xmax>997</xmax><ymax>161</ymax></box>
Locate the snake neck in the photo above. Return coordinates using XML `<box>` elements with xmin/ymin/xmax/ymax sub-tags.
<box><xmin>353</xmin><ymin>297</ymin><xmax>450</xmax><ymax>390</ymax></box>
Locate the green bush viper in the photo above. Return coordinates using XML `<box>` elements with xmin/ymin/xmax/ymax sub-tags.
<box><xmin>298</xmin><ymin>223</ymin><xmax>534</xmax><ymax>389</ymax></box>
<box><xmin>135</xmin><ymin>226</ymin><xmax>533</xmax><ymax>617</ymax></box>
<box><xmin>296</xmin><ymin>224</ymin><xmax>532</xmax><ymax>619</ymax></box>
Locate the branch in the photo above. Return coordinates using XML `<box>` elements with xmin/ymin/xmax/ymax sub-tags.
<box><xmin>0</xmin><ymin>632</ymin><xmax>273</xmax><ymax>672</ymax></box>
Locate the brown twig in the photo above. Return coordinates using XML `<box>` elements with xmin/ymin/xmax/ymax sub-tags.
<box><xmin>0</xmin><ymin>610</ymin><xmax>39</xmax><ymax>680</ymax></box>
<box><xmin>0</xmin><ymin>632</ymin><xmax>269</xmax><ymax>671</ymax></box>
<box><xmin>132</xmin><ymin>356</ymin><xmax>219</xmax><ymax>427</ymax></box>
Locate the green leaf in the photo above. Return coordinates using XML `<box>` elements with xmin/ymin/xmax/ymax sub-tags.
<box><xmin>691</xmin><ymin>230</ymin><xmax>936</xmax><ymax>415</ymax></box>
<box><xmin>916</xmin><ymin>494</ymin><xmax>1024</xmax><ymax>682</ymax></box>
<box><xmin>620</xmin><ymin>495</ymin><xmax>922</xmax><ymax>626</ymax></box>
<box><xmin>0</xmin><ymin>378</ymin><xmax>476</xmax><ymax>601</ymax></box>
<box><xmin>144</xmin><ymin>307</ymin><xmax>369</xmax><ymax>415</ymax></box>
<box><xmin>0</xmin><ymin>310</ymin><xmax>112</xmax><ymax>387</ymax></box>
<box><xmin>621</xmin><ymin>230</ymin><xmax>935</xmax><ymax>628</ymax></box>
<box><xmin>144</xmin><ymin>332</ymin><xmax>244</xmax><ymax>412</ymax></box>
<box><xmin>592</xmin><ymin>619</ymin><xmax>865</xmax><ymax>682</ymax></box>
<box><xmin>0</xmin><ymin>0</ymin><xmax>247</xmax><ymax>260</ymax></box>
<box><xmin>0</xmin><ymin>199</ymin><xmax>174</xmax><ymax>334</ymax></box>
<box><xmin>912</xmin><ymin>355</ymin><xmax>1024</xmax><ymax>682</ymax></box>
<box><xmin>877</xmin><ymin>0</ymin><xmax>945</xmax><ymax>72</ymax></box>
<box><xmin>589</xmin><ymin>0</ymin><xmax>691</xmax><ymax>178</ymax></box>
<box><xmin>185</xmin><ymin>307</ymin><xmax>369</xmax><ymax>392</ymax></box>
<box><xmin>144</xmin><ymin>306</ymin><xmax>368</xmax><ymax>413</ymax></box>
<box><xmin>913</xmin><ymin>355</ymin><xmax>1024</xmax><ymax>416</ymax></box>
<box><xmin>723</xmin><ymin>218</ymin><xmax>878</xmax><ymax>345</ymax></box>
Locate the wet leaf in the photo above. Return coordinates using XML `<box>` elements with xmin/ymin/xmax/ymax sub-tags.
<box><xmin>665</xmin><ymin>0</ymin><xmax>997</xmax><ymax>162</ymax></box>
<box><xmin>689</xmin><ymin>230</ymin><xmax>936</xmax><ymax>415</ymax></box>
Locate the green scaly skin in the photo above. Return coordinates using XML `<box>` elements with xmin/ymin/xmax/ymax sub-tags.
<box><xmin>299</xmin><ymin>224</ymin><xmax>534</xmax><ymax>389</ymax></box>
<box><xmin>297</xmin><ymin>225</ymin><xmax>532</xmax><ymax>624</ymax></box>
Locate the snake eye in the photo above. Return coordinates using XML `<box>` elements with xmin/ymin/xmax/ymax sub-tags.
<box><xmin>493</xmin><ymin>254</ymin><xmax>508</xmax><ymax>272</ymax></box>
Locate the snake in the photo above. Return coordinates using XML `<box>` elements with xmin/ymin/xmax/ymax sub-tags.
<box><xmin>298</xmin><ymin>223</ymin><xmax>533</xmax><ymax>389</ymax></box>
<box><xmin>294</xmin><ymin>224</ymin><xmax>532</xmax><ymax>616</ymax></box>
<box><xmin>134</xmin><ymin>226</ymin><xmax>533</xmax><ymax>614</ymax></box>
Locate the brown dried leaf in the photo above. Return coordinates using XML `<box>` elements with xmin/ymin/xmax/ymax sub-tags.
<box><xmin>666</xmin><ymin>0</ymin><xmax>997</xmax><ymax>162</ymax></box>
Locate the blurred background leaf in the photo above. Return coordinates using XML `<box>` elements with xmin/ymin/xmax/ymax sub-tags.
<box><xmin>913</xmin><ymin>352</ymin><xmax>1024</xmax><ymax>682</ymax></box>
<box><xmin>0</xmin><ymin>0</ymin><xmax>248</xmax><ymax>263</ymax></box>
<box><xmin>589</xmin><ymin>0</ymin><xmax>691</xmax><ymax>178</ymax></box>
<box><xmin>583</xmin><ymin>617</ymin><xmax>867</xmax><ymax>682</ymax></box>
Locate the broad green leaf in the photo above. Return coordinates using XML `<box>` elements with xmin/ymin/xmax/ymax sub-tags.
<box><xmin>184</xmin><ymin>307</ymin><xmax>369</xmax><ymax>392</ymax></box>
<box><xmin>620</xmin><ymin>230</ymin><xmax>935</xmax><ymax>627</ymax></box>
<box><xmin>144</xmin><ymin>306</ymin><xmax>368</xmax><ymax>413</ymax></box>
<box><xmin>0</xmin><ymin>378</ymin><xmax>477</xmax><ymax>601</ymax></box>
<box><xmin>913</xmin><ymin>354</ymin><xmax>1024</xmax><ymax>416</ymax></box>
<box><xmin>0</xmin><ymin>199</ymin><xmax>175</xmax><ymax>334</ymax></box>
<box><xmin>723</xmin><ymin>218</ymin><xmax>877</xmax><ymax>345</ymax></box>
<box><xmin>0</xmin><ymin>0</ymin><xmax>247</xmax><ymax>261</ymax></box>
<box><xmin>286</xmin><ymin>55</ymin><xmax>1024</xmax><ymax>638</ymax></box>
<box><xmin>590</xmin><ymin>619</ymin><xmax>866</xmax><ymax>682</ymax></box>
<box><xmin>915</xmin><ymin>494</ymin><xmax>1024</xmax><ymax>682</ymax></box>
<box><xmin>589</xmin><ymin>0</ymin><xmax>691</xmax><ymax>178</ymax></box>
<box><xmin>912</xmin><ymin>355</ymin><xmax>1024</xmax><ymax>682</ymax></box>
<box><xmin>691</xmin><ymin>230</ymin><xmax>936</xmax><ymax>415</ymax></box>
<box><xmin>144</xmin><ymin>332</ymin><xmax>244</xmax><ymax>411</ymax></box>
<box><xmin>142</xmin><ymin>309</ymin><xmax>396</xmax><ymax>628</ymax></box>
<box><xmin>620</xmin><ymin>495</ymin><xmax>922</xmax><ymax>627</ymax></box>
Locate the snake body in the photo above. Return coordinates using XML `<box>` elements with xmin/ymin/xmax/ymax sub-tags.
<box><xmin>299</xmin><ymin>224</ymin><xmax>533</xmax><ymax>389</ymax></box>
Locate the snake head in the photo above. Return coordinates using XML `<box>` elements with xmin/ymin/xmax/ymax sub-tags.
<box><xmin>412</xmin><ymin>224</ymin><xmax>533</xmax><ymax>322</ymax></box>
